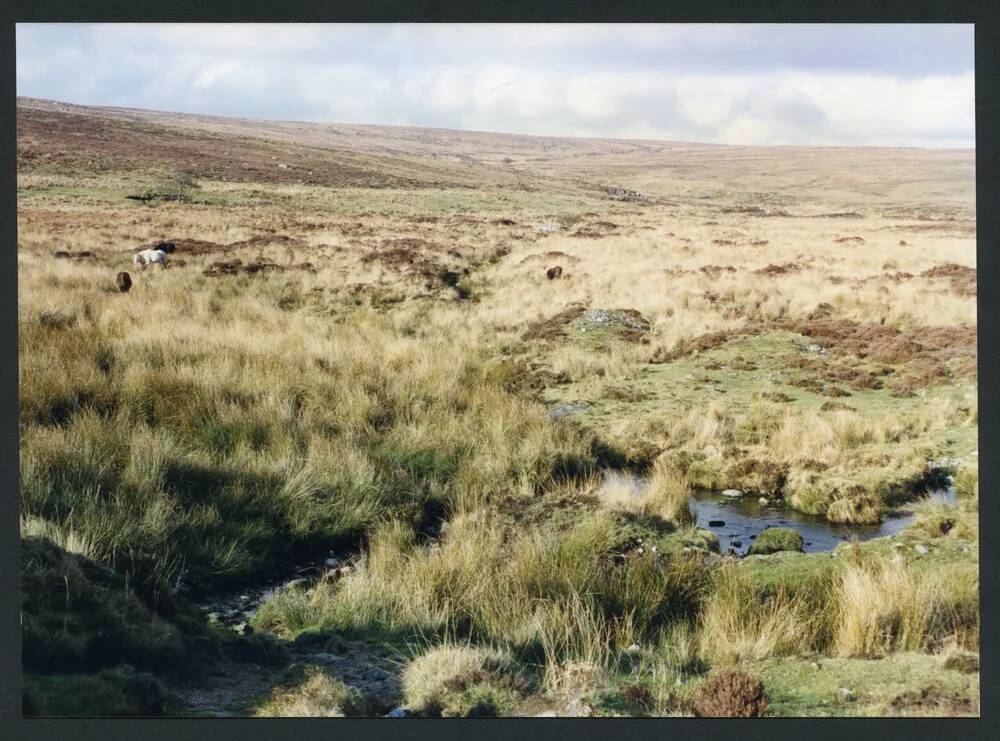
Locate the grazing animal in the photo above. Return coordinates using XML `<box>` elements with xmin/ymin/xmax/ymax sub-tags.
<box><xmin>155</xmin><ymin>242</ymin><xmax>177</xmax><ymax>254</ymax></box>
<box><xmin>53</xmin><ymin>251</ymin><xmax>71</xmax><ymax>259</ymax></box>
<box><xmin>115</xmin><ymin>271</ymin><xmax>132</xmax><ymax>293</ymax></box>
<box><xmin>77</xmin><ymin>251</ymin><xmax>96</xmax><ymax>258</ymax></box>
<box><xmin>546</xmin><ymin>265</ymin><xmax>563</xmax><ymax>280</ymax></box>
<box><xmin>133</xmin><ymin>249</ymin><xmax>167</xmax><ymax>269</ymax></box>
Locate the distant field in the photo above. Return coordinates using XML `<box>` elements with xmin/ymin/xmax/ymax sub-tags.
<box><xmin>18</xmin><ymin>98</ymin><xmax>978</xmax><ymax>718</ymax></box>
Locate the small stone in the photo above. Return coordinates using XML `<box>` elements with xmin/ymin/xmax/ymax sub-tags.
<box><xmin>722</xmin><ymin>489</ymin><xmax>743</xmax><ymax>498</ymax></box>
<box><xmin>759</xmin><ymin>497</ymin><xmax>769</xmax><ymax>505</ymax></box>
<box><xmin>708</xmin><ymin>520</ymin><xmax>725</xmax><ymax>528</ymax></box>
<box><xmin>386</xmin><ymin>707</ymin><xmax>409</xmax><ymax>718</ymax></box>
<box><xmin>206</xmin><ymin>612</ymin><xmax>222</xmax><ymax>624</ymax></box>
<box><xmin>339</xmin><ymin>565</ymin><xmax>354</xmax><ymax>578</ymax></box>
<box><xmin>534</xmin><ymin>710</ymin><xmax>558</xmax><ymax>717</ymax></box>
<box><xmin>626</xmin><ymin>643</ymin><xmax>641</xmax><ymax>654</ymax></box>
<box><xmin>810</xmin><ymin>662</ymin><xmax>820</xmax><ymax>670</ymax></box>
<box><xmin>636</xmin><ymin>547</ymin><xmax>645</xmax><ymax>555</ymax></box>
<box><xmin>915</xmin><ymin>544</ymin><xmax>929</xmax><ymax>555</ymax></box>
<box><xmin>839</xmin><ymin>688</ymin><xmax>855</xmax><ymax>701</ymax></box>
<box><xmin>731</xmin><ymin>540</ymin><xmax>743</xmax><ymax>548</ymax></box>
<box><xmin>233</xmin><ymin>622</ymin><xmax>253</xmax><ymax>636</ymax></box>
<box><xmin>325</xmin><ymin>557</ymin><xmax>341</xmax><ymax>568</ymax></box>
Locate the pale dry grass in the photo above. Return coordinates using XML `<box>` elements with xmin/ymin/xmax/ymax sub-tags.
<box><xmin>697</xmin><ymin>565</ymin><xmax>814</xmax><ymax>664</ymax></box>
<box><xmin>254</xmin><ymin>668</ymin><xmax>362</xmax><ymax>717</ymax></box>
<box><xmin>833</xmin><ymin>557</ymin><xmax>977</xmax><ymax>658</ymax></box>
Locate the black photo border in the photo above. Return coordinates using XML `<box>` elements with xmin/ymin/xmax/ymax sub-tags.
<box><xmin>0</xmin><ymin>2</ymin><xmax>996</xmax><ymax>740</ymax></box>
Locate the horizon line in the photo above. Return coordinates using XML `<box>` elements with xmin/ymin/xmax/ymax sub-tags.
<box><xmin>16</xmin><ymin>95</ymin><xmax>977</xmax><ymax>153</ymax></box>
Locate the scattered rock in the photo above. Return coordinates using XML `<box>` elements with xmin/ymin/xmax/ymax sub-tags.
<box><xmin>115</xmin><ymin>271</ymin><xmax>132</xmax><ymax>293</ymax></box>
<box><xmin>534</xmin><ymin>223</ymin><xmax>561</xmax><ymax>234</ymax></box>
<box><xmin>325</xmin><ymin>557</ymin><xmax>341</xmax><ymax>569</ymax></box>
<box><xmin>914</xmin><ymin>544</ymin><xmax>929</xmax><ymax>555</ymax></box>
<box><xmin>722</xmin><ymin>489</ymin><xmax>743</xmax><ymax>498</ymax></box>
<box><xmin>546</xmin><ymin>265</ymin><xmax>563</xmax><ymax>280</ymax></box>
<box><xmin>232</xmin><ymin>622</ymin><xmax>253</xmax><ymax>636</ymax></box>
<box><xmin>708</xmin><ymin>520</ymin><xmax>725</xmax><ymax>528</ymax></box>
<box><xmin>758</xmin><ymin>497</ymin><xmax>769</xmax><ymax>505</ymax></box>
<box><xmin>548</xmin><ymin>402</ymin><xmax>589</xmax><ymax>421</ymax></box>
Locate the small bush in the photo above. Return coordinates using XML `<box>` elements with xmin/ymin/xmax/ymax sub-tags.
<box><xmin>694</xmin><ymin>667</ymin><xmax>769</xmax><ymax>717</ymax></box>
<box><xmin>748</xmin><ymin>527</ymin><xmax>804</xmax><ymax>556</ymax></box>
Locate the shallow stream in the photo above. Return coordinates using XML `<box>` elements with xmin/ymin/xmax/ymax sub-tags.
<box><xmin>600</xmin><ymin>471</ymin><xmax>954</xmax><ymax>555</ymax></box>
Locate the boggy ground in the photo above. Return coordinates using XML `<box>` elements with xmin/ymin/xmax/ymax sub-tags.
<box><xmin>17</xmin><ymin>98</ymin><xmax>978</xmax><ymax>717</ymax></box>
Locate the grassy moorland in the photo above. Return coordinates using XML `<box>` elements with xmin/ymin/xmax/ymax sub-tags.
<box><xmin>17</xmin><ymin>98</ymin><xmax>978</xmax><ymax>717</ymax></box>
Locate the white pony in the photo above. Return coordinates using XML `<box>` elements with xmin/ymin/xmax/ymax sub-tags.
<box><xmin>133</xmin><ymin>248</ymin><xmax>167</xmax><ymax>270</ymax></box>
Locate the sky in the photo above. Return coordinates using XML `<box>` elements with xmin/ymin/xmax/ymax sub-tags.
<box><xmin>16</xmin><ymin>23</ymin><xmax>975</xmax><ymax>148</ymax></box>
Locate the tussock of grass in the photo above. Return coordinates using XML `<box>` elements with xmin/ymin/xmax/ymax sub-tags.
<box><xmin>254</xmin><ymin>667</ymin><xmax>365</xmax><ymax>717</ymax></box>
<box><xmin>698</xmin><ymin>565</ymin><xmax>813</xmax><ymax>663</ymax></box>
<box><xmin>832</xmin><ymin>555</ymin><xmax>977</xmax><ymax>658</ymax></box>
<box><xmin>19</xmin><ymin>292</ymin><xmax>597</xmax><ymax>594</ymax></box>
<box><xmin>257</xmin><ymin>511</ymin><xmax>710</xmax><ymax>677</ymax></box>
<box><xmin>402</xmin><ymin>642</ymin><xmax>522</xmax><ymax>717</ymax></box>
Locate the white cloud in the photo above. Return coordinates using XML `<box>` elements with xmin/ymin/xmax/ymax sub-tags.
<box><xmin>16</xmin><ymin>23</ymin><xmax>976</xmax><ymax>148</ymax></box>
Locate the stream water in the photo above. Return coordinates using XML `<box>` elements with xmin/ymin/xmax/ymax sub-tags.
<box><xmin>600</xmin><ymin>471</ymin><xmax>954</xmax><ymax>555</ymax></box>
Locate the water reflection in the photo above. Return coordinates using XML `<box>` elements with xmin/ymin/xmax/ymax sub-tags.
<box><xmin>599</xmin><ymin>471</ymin><xmax>954</xmax><ymax>555</ymax></box>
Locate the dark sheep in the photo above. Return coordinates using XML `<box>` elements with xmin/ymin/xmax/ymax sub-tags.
<box><xmin>546</xmin><ymin>265</ymin><xmax>563</xmax><ymax>280</ymax></box>
<box><xmin>115</xmin><ymin>271</ymin><xmax>132</xmax><ymax>293</ymax></box>
<box><xmin>53</xmin><ymin>251</ymin><xmax>71</xmax><ymax>259</ymax></box>
<box><xmin>155</xmin><ymin>242</ymin><xmax>177</xmax><ymax>254</ymax></box>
